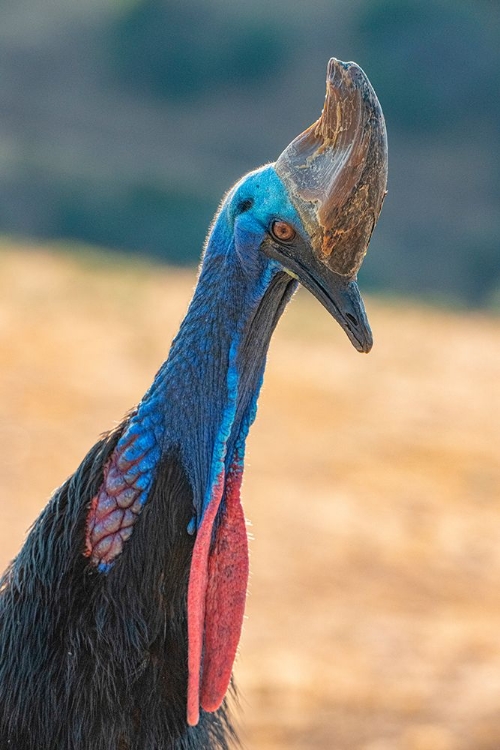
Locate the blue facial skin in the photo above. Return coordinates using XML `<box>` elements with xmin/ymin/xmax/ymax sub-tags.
<box><xmin>100</xmin><ymin>165</ymin><xmax>306</xmax><ymax>566</ymax></box>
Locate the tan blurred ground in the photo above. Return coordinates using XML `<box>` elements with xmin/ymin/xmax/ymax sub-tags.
<box><xmin>0</xmin><ymin>243</ymin><xmax>499</xmax><ymax>750</ymax></box>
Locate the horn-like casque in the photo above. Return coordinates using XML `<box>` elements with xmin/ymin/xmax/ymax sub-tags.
<box><xmin>275</xmin><ymin>58</ymin><xmax>388</xmax><ymax>277</ymax></box>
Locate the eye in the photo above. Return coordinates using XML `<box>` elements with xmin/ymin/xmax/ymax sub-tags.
<box><xmin>270</xmin><ymin>220</ymin><xmax>296</xmax><ymax>243</ymax></box>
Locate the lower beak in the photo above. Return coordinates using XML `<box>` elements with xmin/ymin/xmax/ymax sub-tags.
<box><xmin>265</xmin><ymin>242</ymin><xmax>373</xmax><ymax>353</ymax></box>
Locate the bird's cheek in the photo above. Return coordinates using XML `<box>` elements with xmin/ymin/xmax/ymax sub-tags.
<box><xmin>233</xmin><ymin>223</ymin><xmax>266</xmax><ymax>274</ymax></box>
<box><xmin>234</xmin><ymin>215</ymin><xmax>262</xmax><ymax>245</ymax></box>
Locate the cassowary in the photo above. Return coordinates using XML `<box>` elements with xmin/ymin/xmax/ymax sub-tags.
<box><xmin>0</xmin><ymin>59</ymin><xmax>387</xmax><ymax>749</ymax></box>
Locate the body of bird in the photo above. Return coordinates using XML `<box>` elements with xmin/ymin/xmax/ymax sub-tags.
<box><xmin>0</xmin><ymin>60</ymin><xmax>387</xmax><ymax>749</ymax></box>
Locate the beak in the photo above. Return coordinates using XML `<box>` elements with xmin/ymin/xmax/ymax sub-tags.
<box><xmin>305</xmin><ymin>272</ymin><xmax>372</xmax><ymax>354</ymax></box>
<box><xmin>264</xmin><ymin>238</ymin><xmax>372</xmax><ymax>353</ymax></box>
<box><xmin>272</xmin><ymin>57</ymin><xmax>387</xmax><ymax>352</ymax></box>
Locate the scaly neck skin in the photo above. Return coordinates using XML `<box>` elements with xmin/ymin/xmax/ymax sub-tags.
<box><xmin>143</xmin><ymin>208</ymin><xmax>296</xmax><ymax>525</ymax></box>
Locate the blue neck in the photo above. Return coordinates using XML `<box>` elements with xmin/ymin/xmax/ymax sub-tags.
<box><xmin>125</xmin><ymin>200</ymin><xmax>296</xmax><ymax>524</ymax></box>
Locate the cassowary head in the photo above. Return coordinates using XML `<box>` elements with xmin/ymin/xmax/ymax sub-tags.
<box><xmin>209</xmin><ymin>57</ymin><xmax>387</xmax><ymax>353</ymax></box>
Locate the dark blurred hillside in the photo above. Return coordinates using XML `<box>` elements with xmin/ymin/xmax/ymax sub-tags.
<box><xmin>0</xmin><ymin>0</ymin><xmax>499</xmax><ymax>305</ymax></box>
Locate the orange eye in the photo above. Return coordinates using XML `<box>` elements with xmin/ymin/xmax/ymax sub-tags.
<box><xmin>270</xmin><ymin>220</ymin><xmax>296</xmax><ymax>243</ymax></box>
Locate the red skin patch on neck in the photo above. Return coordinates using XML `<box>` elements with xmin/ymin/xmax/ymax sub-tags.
<box><xmin>201</xmin><ymin>463</ymin><xmax>248</xmax><ymax>711</ymax></box>
<box><xmin>186</xmin><ymin>462</ymin><xmax>248</xmax><ymax>726</ymax></box>
<box><xmin>186</xmin><ymin>474</ymin><xmax>224</xmax><ymax>726</ymax></box>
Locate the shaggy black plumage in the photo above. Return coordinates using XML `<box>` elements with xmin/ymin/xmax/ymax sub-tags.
<box><xmin>0</xmin><ymin>422</ymin><xmax>236</xmax><ymax>749</ymax></box>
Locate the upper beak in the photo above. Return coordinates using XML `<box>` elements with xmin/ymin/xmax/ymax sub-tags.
<box><xmin>264</xmin><ymin>239</ymin><xmax>372</xmax><ymax>353</ymax></box>
<box><xmin>311</xmin><ymin>273</ymin><xmax>372</xmax><ymax>354</ymax></box>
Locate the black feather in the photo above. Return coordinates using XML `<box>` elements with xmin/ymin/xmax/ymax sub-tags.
<box><xmin>0</xmin><ymin>418</ymin><xmax>237</xmax><ymax>749</ymax></box>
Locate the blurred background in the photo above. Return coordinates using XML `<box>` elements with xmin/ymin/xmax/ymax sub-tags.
<box><xmin>1</xmin><ymin>0</ymin><xmax>499</xmax><ymax>305</ymax></box>
<box><xmin>0</xmin><ymin>1</ymin><xmax>499</xmax><ymax>748</ymax></box>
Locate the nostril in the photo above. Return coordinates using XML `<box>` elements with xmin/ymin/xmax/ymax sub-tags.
<box><xmin>345</xmin><ymin>313</ymin><xmax>358</xmax><ymax>327</ymax></box>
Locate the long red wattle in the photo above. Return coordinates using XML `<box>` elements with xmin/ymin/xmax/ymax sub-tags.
<box><xmin>201</xmin><ymin>462</ymin><xmax>248</xmax><ymax>711</ymax></box>
<box><xmin>186</xmin><ymin>460</ymin><xmax>248</xmax><ymax>726</ymax></box>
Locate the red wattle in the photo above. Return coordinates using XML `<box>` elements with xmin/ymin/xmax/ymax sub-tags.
<box><xmin>186</xmin><ymin>460</ymin><xmax>249</xmax><ymax>726</ymax></box>
<box><xmin>186</xmin><ymin>472</ymin><xmax>225</xmax><ymax>727</ymax></box>
<box><xmin>201</xmin><ymin>463</ymin><xmax>248</xmax><ymax>712</ymax></box>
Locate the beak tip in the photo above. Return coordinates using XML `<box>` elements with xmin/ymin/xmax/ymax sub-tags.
<box><xmin>354</xmin><ymin>335</ymin><xmax>373</xmax><ymax>354</ymax></box>
<box><xmin>361</xmin><ymin>341</ymin><xmax>373</xmax><ymax>354</ymax></box>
